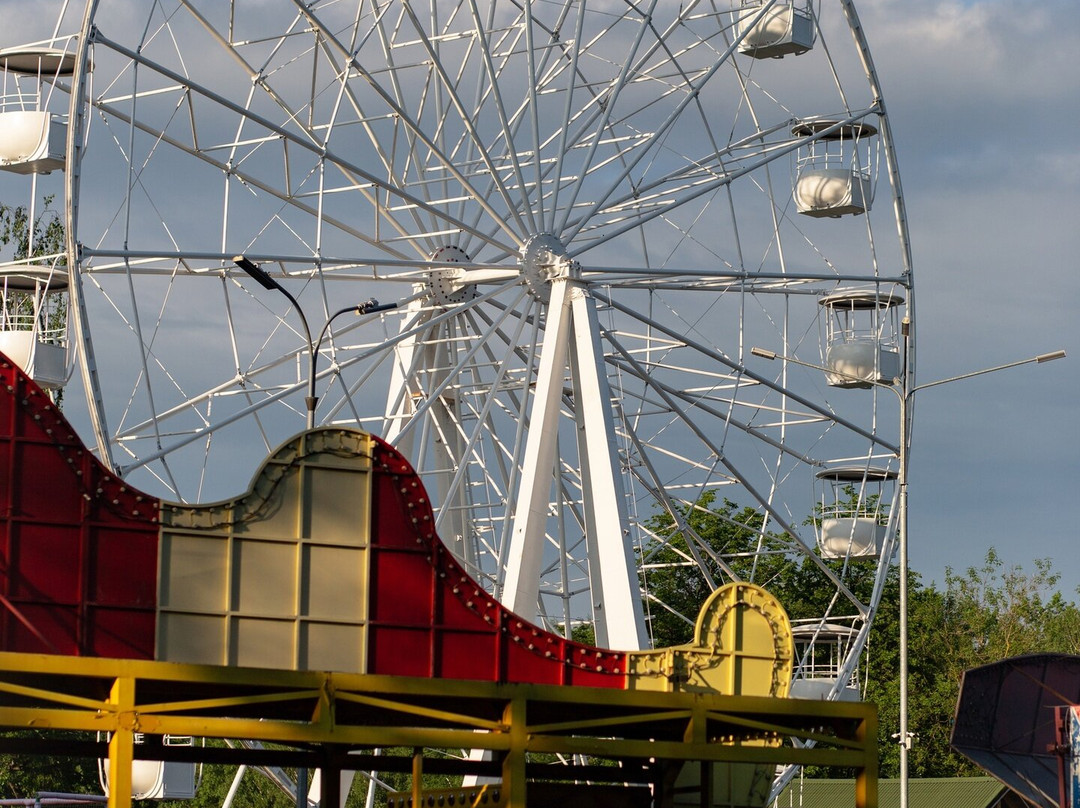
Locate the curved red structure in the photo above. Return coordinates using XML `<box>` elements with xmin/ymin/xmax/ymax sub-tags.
<box><xmin>0</xmin><ymin>354</ymin><xmax>624</xmax><ymax>685</ymax></box>
<box><xmin>0</xmin><ymin>357</ymin><xmax>159</xmax><ymax>658</ymax></box>
<box><xmin>0</xmin><ymin>352</ymin><xmax>794</xmax><ymax>702</ymax></box>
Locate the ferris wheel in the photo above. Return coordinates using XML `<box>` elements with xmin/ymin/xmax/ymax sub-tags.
<box><xmin>0</xmin><ymin>0</ymin><xmax>913</xmax><ymax>716</ymax></box>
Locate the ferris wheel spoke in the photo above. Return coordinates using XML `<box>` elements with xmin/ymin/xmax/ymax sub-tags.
<box><xmin>291</xmin><ymin>0</ymin><xmax>526</xmax><ymax>250</ymax></box>
<box><xmin>398</xmin><ymin>1</ymin><xmax>532</xmax><ymax>236</ymax></box>
<box><xmin>429</xmin><ymin>307</ymin><xmax>533</xmax><ymax>537</ymax></box>
<box><xmin>94</xmin><ymin>30</ymin><xmax>521</xmax><ymax>257</ymax></box>
<box><xmin>594</xmin><ymin>288</ymin><xmax>897</xmax><ymax>454</ymax></box>
<box><xmin>552</xmin><ymin>0</ymin><xmax>662</xmax><ymax>236</ymax></box>
<box><xmin>463</xmin><ymin>0</ymin><xmax>539</xmax><ymax>233</ymax></box>
<box><xmin>90</xmin><ymin>84</ymin><xmax>420</xmax><ymax>262</ymax></box>
<box><xmin>556</xmin><ymin>5</ymin><xmax>744</xmax><ymax>242</ymax></box>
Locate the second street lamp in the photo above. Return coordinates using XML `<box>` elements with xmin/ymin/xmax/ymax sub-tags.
<box><xmin>233</xmin><ymin>256</ymin><xmax>398</xmax><ymax>429</ymax></box>
<box><xmin>751</xmin><ymin>339</ymin><xmax>1065</xmax><ymax>808</ymax></box>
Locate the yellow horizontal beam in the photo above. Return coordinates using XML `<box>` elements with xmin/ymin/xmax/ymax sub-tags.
<box><xmin>335</xmin><ymin>690</ymin><xmax>503</xmax><ymax>731</ymax></box>
<box><xmin>525</xmin><ymin>735</ymin><xmax>870</xmax><ymax>768</ymax></box>
<box><xmin>134</xmin><ymin>689</ymin><xmax>325</xmax><ymax>716</ymax></box>
<box><xmin>527</xmin><ymin>708</ymin><xmax>690</xmax><ymax>735</ymax></box>
<box><xmin>0</xmin><ymin>651</ymin><xmax>876</xmax><ymax>773</ymax></box>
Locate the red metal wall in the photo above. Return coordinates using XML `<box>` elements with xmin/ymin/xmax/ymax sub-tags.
<box><xmin>0</xmin><ymin>353</ymin><xmax>627</xmax><ymax>686</ymax></box>
<box><xmin>365</xmin><ymin>439</ymin><xmax>626</xmax><ymax>687</ymax></box>
<box><xmin>0</xmin><ymin>357</ymin><xmax>158</xmax><ymax>658</ymax></box>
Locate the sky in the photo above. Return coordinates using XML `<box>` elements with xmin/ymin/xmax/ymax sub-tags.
<box><xmin>852</xmin><ymin>0</ymin><xmax>1080</xmax><ymax>590</ymax></box>
<box><xmin>0</xmin><ymin>0</ymin><xmax>1076</xmax><ymax>596</ymax></box>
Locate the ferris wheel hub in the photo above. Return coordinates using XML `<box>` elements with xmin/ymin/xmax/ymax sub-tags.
<box><xmin>520</xmin><ymin>233</ymin><xmax>576</xmax><ymax>302</ymax></box>
<box><xmin>427</xmin><ymin>245</ymin><xmax>477</xmax><ymax>306</ymax></box>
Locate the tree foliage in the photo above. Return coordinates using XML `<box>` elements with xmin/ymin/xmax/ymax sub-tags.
<box><xmin>640</xmin><ymin>491</ymin><xmax>1080</xmax><ymax>778</ymax></box>
<box><xmin>0</xmin><ymin>196</ymin><xmax>65</xmax><ymax>263</ymax></box>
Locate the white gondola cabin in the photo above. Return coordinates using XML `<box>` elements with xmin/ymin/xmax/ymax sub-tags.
<box><xmin>792</xmin><ymin>118</ymin><xmax>877</xmax><ymax>217</ymax></box>
<box><xmin>819</xmin><ymin>288</ymin><xmax>903</xmax><ymax>388</ymax></box>
<box><xmin>789</xmin><ymin>623</ymin><xmax>861</xmax><ymax>701</ymax></box>
<box><xmin>735</xmin><ymin>1</ymin><xmax>815</xmax><ymax>59</ymax></box>
<box><xmin>100</xmin><ymin>735</ymin><xmax>199</xmax><ymax>801</ymax></box>
<box><xmin>0</xmin><ymin>264</ymin><xmax>69</xmax><ymax>389</ymax></box>
<box><xmin>0</xmin><ymin>47</ymin><xmax>76</xmax><ymax>175</ymax></box>
<box><xmin>814</xmin><ymin>466</ymin><xmax>896</xmax><ymax>559</ymax></box>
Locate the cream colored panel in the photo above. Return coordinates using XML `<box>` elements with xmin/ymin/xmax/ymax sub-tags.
<box><xmin>251</xmin><ymin>470</ymin><xmax>302</xmax><ymax>540</ymax></box>
<box><xmin>304</xmin><ymin>544</ymin><xmax>364</xmax><ymax>620</ymax></box>
<box><xmin>159</xmin><ymin>613</ymin><xmax>225</xmax><ymax>665</ymax></box>
<box><xmin>157</xmin><ymin>430</ymin><xmax>375</xmax><ymax>671</ymax></box>
<box><xmin>231</xmin><ymin>617</ymin><xmax>296</xmax><ymax>668</ymax></box>
<box><xmin>159</xmin><ymin>533</ymin><xmax>228</xmax><ymax>612</ymax></box>
<box><xmin>301</xmin><ymin>622</ymin><xmax>366</xmax><ymax>673</ymax></box>
<box><xmin>306</xmin><ymin>468</ymin><xmax>370</xmax><ymax>543</ymax></box>
<box><xmin>234</xmin><ymin>538</ymin><xmax>297</xmax><ymax>617</ymax></box>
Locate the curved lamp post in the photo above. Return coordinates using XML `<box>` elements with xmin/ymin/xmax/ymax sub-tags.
<box><xmin>233</xmin><ymin>256</ymin><xmax>398</xmax><ymax>429</ymax></box>
<box><xmin>751</xmin><ymin>336</ymin><xmax>1065</xmax><ymax>808</ymax></box>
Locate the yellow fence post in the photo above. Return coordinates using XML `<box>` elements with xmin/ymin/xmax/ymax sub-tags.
<box><xmin>502</xmin><ymin>697</ymin><xmax>527</xmax><ymax>808</ymax></box>
<box><xmin>107</xmin><ymin>676</ymin><xmax>135</xmax><ymax>808</ymax></box>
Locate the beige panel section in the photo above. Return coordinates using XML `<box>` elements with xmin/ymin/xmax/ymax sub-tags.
<box><xmin>251</xmin><ymin>469</ymin><xmax>303</xmax><ymax>540</ymax></box>
<box><xmin>234</xmin><ymin>539</ymin><xmax>298</xmax><ymax>617</ymax></box>
<box><xmin>301</xmin><ymin>622</ymin><xmax>366</xmax><ymax>673</ymax></box>
<box><xmin>158</xmin><ymin>613</ymin><xmax>226</xmax><ymax>666</ymax></box>
<box><xmin>157</xmin><ymin>430</ymin><xmax>374</xmax><ymax>672</ymax></box>
<box><xmin>306</xmin><ymin>468</ymin><xmax>370</xmax><ymax>543</ymax></box>
<box><xmin>231</xmin><ymin>617</ymin><xmax>296</xmax><ymax>669</ymax></box>
<box><xmin>158</xmin><ymin>533</ymin><xmax>228</xmax><ymax>612</ymax></box>
<box><xmin>305</xmin><ymin>544</ymin><xmax>365</xmax><ymax>620</ymax></box>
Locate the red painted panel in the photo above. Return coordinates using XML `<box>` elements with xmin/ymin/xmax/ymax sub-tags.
<box><xmin>0</xmin><ymin>356</ymin><xmax>160</xmax><ymax>658</ymax></box>
<box><xmin>5</xmin><ymin>602</ymin><xmax>78</xmax><ymax>655</ymax></box>
<box><xmin>0</xmin><ymin>352</ymin><xmax>632</xmax><ymax>685</ymax></box>
<box><xmin>91</xmin><ymin>526</ymin><xmax>159</xmax><ymax>606</ymax></box>
<box><xmin>9</xmin><ymin>523</ymin><xmax>82</xmax><ymax>602</ymax></box>
<box><xmin>87</xmin><ymin>607</ymin><xmax>157</xmax><ymax>659</ymax></box>
<box><xmin>435</xmin><ymin>630</ymin><xmax>499</xmax><ymax>681</ymax></box>
<box><xmin>367</xmin><ymin>437</ymin><xmax>629</xmax><ymax>688</ymax></box>
<box><xmin>370</xmin><ymin>549</ymin><xmax>436</xmax><ymax>624</ymax></box>
<box><xmin>368</xmin><ymin>625</ymin><xmax>434</xmax><ymax>678</ymax></box>
<box><xmin>13</xmin><ymin>440</ymin><xmax>84</xmax><ymax>523</ymax></box>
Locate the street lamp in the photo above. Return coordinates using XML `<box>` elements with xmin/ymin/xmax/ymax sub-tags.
<box><xmin>233</xmin><ymin>256</ymin><xmax>398</xmax><ymax>429</ymax></box>
<box><xmin>751</xmin><ymin>338</ymin><xmax>1065</xmax><ymax>808</ymax></box>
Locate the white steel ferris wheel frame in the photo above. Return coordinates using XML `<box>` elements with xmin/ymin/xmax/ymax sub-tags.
<box><xmin>39</xmin><ymin>0</ymin><xmax>915</xmax><ymax>688</ymax></box>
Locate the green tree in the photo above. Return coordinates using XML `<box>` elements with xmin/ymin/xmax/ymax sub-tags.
<box><xmin>640</xmin><ymin>491</ymin><xmax>785</xmax><ymax>647</ymax></box>
<box><xmin>0</xmin><ymin>196</ymin><xmax>65</xmax><ymax>263</ymax></box>
<box><xmin>640</xmin><ymin>490</ymin><xmax>1080</xmax><ymax>780</ymax></box>
<box><xmin>0</xmin><ymin>196</ymin><xmax>68</xmax><ymax>405</ymax></box>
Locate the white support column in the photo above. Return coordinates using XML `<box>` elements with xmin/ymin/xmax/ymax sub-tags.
<box><xmin>382</xmin><ymin>295</ymin><xmax>427</xmax><ymax>445</ymax></box>
<box><xmin>501</xmin><ymin>278</ymin><xmax>573</xmax><ymax>617</ymax></box>
<box><xmin>569</xmin><ymin>290</ymin><xmax>647</xmax><ymax>650</ymax></box>
<box><xmin>428</xmin><ymin>375</ymin><xmax>473</xmax><ymax>568</ymax></box>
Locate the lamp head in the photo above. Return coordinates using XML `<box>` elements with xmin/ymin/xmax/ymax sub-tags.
<box><xmin>356</xmin><ymin>298</ymin><xmax>399</xmax><ymax>316</ymax></box>
<box><xmin>232</xmin><ymin>255</ymin><xmax>283</xmax><ymax>292</ymax></box>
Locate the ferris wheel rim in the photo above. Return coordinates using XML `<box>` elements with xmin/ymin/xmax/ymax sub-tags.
<box><xmin>47</xmin><ymin>0</ymin><xmax>914</xmax><ymax>734</ymax></box>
